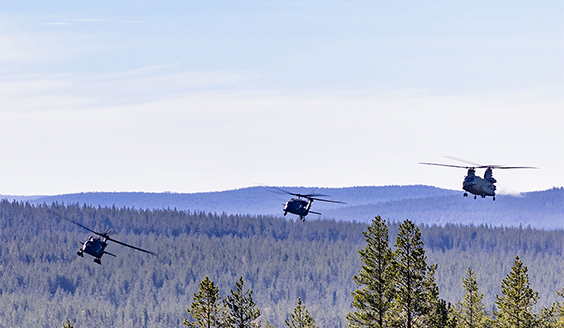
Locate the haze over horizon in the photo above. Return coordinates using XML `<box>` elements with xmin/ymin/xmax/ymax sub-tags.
<box><xmin>0</xmin><ymin>184</ymin><xmax>560</xmax><ymax>198</ymax></box>
<box><xmin>1</xmin><ymin>1</ymin><xmax>562</xmax><ymax>196</ymax></box>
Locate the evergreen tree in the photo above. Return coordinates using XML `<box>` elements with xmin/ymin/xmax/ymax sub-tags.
<box><xmin>427</xmin><ymin>299</ymin><xmax>458</xmax><ymax>328</ymax></box>
<box><xmin>391</xmin><ymin>219</ymin><xmax>438</xmax><ymax>328</ymax></box>
<box><xmin>184</xmin><ymin>276</ymin><xmax>226</xmax><ymax>328</ymax></box>
<box><xmin>63</xmin><ymin>319</ymin><xmax>74</xmax><ymax>328</ymax></box>
<box><xmin>537</xmin><ymin>288</ymin><xmax>564</xmax><ymax>328</ymax></box>
<box><xmin>456</xmin><ymin>268</ymin><xmax>491</xmax><ymax>328</ymax></box>
<box><xmin>347</xmin><ymin>216</ymin><xmax>395</xmax><ymax>328</ymax></box>
<box><xmin>537</xmin><ymin>305</ymin><xmax>558</xmax><ymax>328</ymax></box>
<box><xmin>494</xmin><ymin>255</ymin><xmax>539</xmax><ymax>328</ymax></box>
<box><xmin>224</xmin><ymin>276</ymin><xmax>261</xmax><ymax>328</ymax></box>
<box><xmin>285</xmin><ymin>297</ymin><xmax>317</xmax><ymax>328</ymax></box>
<box><xmin>557</xmin><ymin>288</ymin><xmax>564</xmax><ymax>326</ymax></box>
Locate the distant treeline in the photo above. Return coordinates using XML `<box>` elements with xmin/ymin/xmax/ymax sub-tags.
<box><xmin>1</xmin><ymin>185</ymin><xmax>460</xmax><ymax>216</ymax></box>
<box><xmin>0</xmin><ymin>200</ymin><xmax>562</xmax><ymax>327</ymax></box>
<box><xmin>3</xmin><ymin>186</ymin><xmax>562</xmax><ymax>229</ymax></box>
<box><xmin>325</xmin><ymin>187</ymin><xmax>564</xmax><ymax>229</ymax></box>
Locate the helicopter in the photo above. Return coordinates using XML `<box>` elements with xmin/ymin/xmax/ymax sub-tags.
<box><xmin>50</xmin><ymin>211</ymin><xmax>156</xmax><ymax>265</ymax></box>
<box><xmin>419</xmin><ymin>157</ymin><xmax>536</xmax><ymax>201</ymax></box>
<box><xmin>267</xmin><ymin>187</ymin><xmax>345</xmax><ymax>221</ymax></box>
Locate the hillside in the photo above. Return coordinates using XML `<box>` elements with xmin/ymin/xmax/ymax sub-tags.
<box><xmin>2</xmin><ymin>185</ymin><xmax>562</xmax><ymax>229</ymax></box>
<box><xmin>0</xmin><ymin>201</ymin><xmax>562</xmax><ymax>327</ymax></box>
<box><xmin>1</xmin><ymin>185</ymin><xmax>458</xmax><ymax>215</ymax></box>
<box><xmin>324</xmin><ymin>187</ymin><xmax>564</xmax><ymax>229</ymax></box>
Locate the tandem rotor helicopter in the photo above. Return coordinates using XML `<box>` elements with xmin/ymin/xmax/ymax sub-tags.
<box><xmin>267</xmin><ymin>187</ymin><xmax>345</xmax><ymax>221</ymax></box>
<box><xmin>50</xmin><ymin>211</ymin><xmax>156</xmax><ymax>265</ymax></box>
<box><xmin>419</xmin><ymin>157</ymin><xmax>536</xmax><ymax>201</ymax></box>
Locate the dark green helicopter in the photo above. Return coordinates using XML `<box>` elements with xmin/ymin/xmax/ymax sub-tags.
<box><xmin>419</xmin><ymin>157</ymin><xmax>536</xmax><ymax>201</ymax></box>
<box><xmin>51</xmin><ymin>211</ymin><xmax>156</xmax><ymax>264</ymax></box>
<box><xmin>267</xmin><ymin>187</ymin><xmax>345</xmax><ymax>221</ymax></box>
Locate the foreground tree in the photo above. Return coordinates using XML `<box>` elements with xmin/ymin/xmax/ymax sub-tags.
<box><xmin>347</xmin><ymin>216</ymin><xmax>395</xmax><ymax>328</ymax></box>
<box><xmin>558</xmin><ymin>288</ymin><xmax>564</xmax><ymax>326</ymax></box>
<box><xmin>494</xmin><ymin>255</ymin><xmax>539</xmax><ymax>328</ymax></box>
<box><xmin>427</xmin><ymin>298</ymin><xmax>458</xmax><ymax>328</ymax></box>
<box><xmin>537</xmin><ymin>288</ymin><xmax>564</xmax><ymax>328</ymax></box>
<box><xmin>391</xmin><ymin>219</ymin><xmax>438</xmax><ymax>328</ymax></box>
<box><xmin>456</xmin><ymin>268</ymin><xmax>491</xmax><ymax>328</ymax></box>
<box><xmin>224</xmin><ymin>276</ymin><xmax>261</xmax><ymax>328</ymax></box>
<box><xmin>263</xmin><ymin>321</ymin><xmax>277</xmax><ymax>328</ymax></box>
<box><xmin>184</xmin><ymin>276</ymin><xmax>226</xmax><ymax>328</ymax></box>
<box><xmin>285</xmin><ymin>297</ymin><xmax>317</xmax><ymax>328</ymax></box>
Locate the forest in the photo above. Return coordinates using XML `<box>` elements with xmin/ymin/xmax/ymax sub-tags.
<box><xmin>0</xmin><ymin>200</ymin><xmax>562</xmax><ymax>327</ymax></box>
<box><xmin>3</xmin><ymin>185</ymin><xmax>561</xmax><ymax>230</ymax></box>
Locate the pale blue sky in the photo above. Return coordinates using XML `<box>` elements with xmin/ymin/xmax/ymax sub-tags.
<box><xmin>1</xmin><ymin>1</ymin><xmax>563</xmax><ymax>195</ymax></box>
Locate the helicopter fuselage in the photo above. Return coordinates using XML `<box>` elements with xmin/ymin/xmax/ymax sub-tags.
<box><xmin>283</xmin><ymin>198</ymin><xmax>313</xmax><ymax>221</ymax></box>
<box><xmin>269</xmin><ymin>187</ymin><xmax>344</xmax><ymax>222</ymax></box>
<box><xmin>419</xmin><ymin>159</ymin><xmax>535</xmax><ymax>201</ymax></box>
<box><xmin>77</xmin><ymin>236</ymin><xmax>115</xmax><ymax>264</ymax></box>
<box><xmin>462</xmin><ymin>168</ymin><xmax>496</xmax><ymax>199</ymax></box>
<box><xmin>50</xmin><ymin>210</ymin><xmax>156</xmax><ymax>265</ymax></box>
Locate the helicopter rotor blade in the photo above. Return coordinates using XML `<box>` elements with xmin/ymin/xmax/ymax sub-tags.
<box><xmin>420</xmin><ymin>162</ymin><xmax>536</xmax><ymax>170</ymax></box>
<box><xmin>265</xmin><ymin>186</ymin><xmax>328</xmax><ymax>198</ymax></box>
<box><xmin>443</xmin><ymin>156</ymin><xmax>536</xmax><ymax>170</ymax></box>
<box><xmin>265</xmin><ymin>186</ymin><xmax>345</xmax><ymax>204</ymax></box>
<box><xmin>443</xmin><ymin>156</ymin><xmax>483</xmax><ymax>167</ymax></box>
<box><xmin>419</xmin><ymin>162</ymin><xmax>472</xmax><ymax>169</ymax></box>
<box><xmin>482</xmin><ymin>165</ymin><xmax>538</xmax><ymax>170</ymax></box>
<box><xmin>106</xmin><ymin>237</ymin><xmax>157</xmax><ymax>256</ymax></box>
<box><xmin>49</xmin><ymin>210</ymin><xmax>105</xmax><ymax>237</ymax></box>
<box><xmin>50</xmin><ymin>210</ymin><xmax>157</xmax><ymax>256</ymax></box>
<box><xmin>265</xmin><ymin>186</ymin><xmax>297</xmax><ymax>196</ymax></box>
<box><xmin>309</xmin><ymin>197</ymin><xmax>346</xmax><ymax>204</ymax></box>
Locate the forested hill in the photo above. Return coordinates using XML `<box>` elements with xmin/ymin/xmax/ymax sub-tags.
<box><xmin>1</xmin><ymin>185</ymin><xmax>458</xmax><ymax>213</ymax></box>
<box><xmin>0</xmin><ymin>201</ymin><xmax>562</xmax><ymax>327</ymax></box>
<box><xmin>1</xmin><ymin>185</ymin><xmax>562</xmax><ymax>229</ymax></box>
<box><xmin>325</xmin><ymin>187</ymin><xmax>564</xmax><ymax>229</ymax></box>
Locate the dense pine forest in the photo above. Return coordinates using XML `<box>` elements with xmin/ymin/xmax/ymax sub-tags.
<box><xmin>0</xmin><ymin>200</ymin><xmax>562</xmax><ymax>327</ymax></box>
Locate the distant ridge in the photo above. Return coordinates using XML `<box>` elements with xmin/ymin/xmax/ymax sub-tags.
<box><xmin>324</xmin><ymin>188</ymin><xmax>564</xmax><ymax>229</ymax></box>
<box><xmin>2</xmin><ymin>185</ymin><xmax>562</xmax><ymax>229</ymax></box>
<box><xmin>1</xmin><ymin>185</ymin><xmax>458</xmax><ymax>214</ymax></box>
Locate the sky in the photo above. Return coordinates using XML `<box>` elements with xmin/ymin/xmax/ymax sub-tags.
<box><xmin>1</xmin><ymin>1</ymin><xmax>563</xmax><ymax>196</ymax></box>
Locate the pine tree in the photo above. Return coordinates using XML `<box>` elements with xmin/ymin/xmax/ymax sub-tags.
<box><xmin>537</xmin><ymin>288</ymin><xmax>564</xmax><ymax>328</ymax></box>
<box><xmin>347</xmin><ymin>216</ymin><xmax>395</xmax><ymax>328</ymax></box>
<box><xmin>184</xmin><ymin>276</ymin><xmax>226</xmax><ymax>328</ymax></box>
<box><xmin>224</xmin><ymin>276</ymin><xmax>261</xmax><ymax>328</ymax></box>
<box><xmin>456</xmin><ymin>268</ymin><xmax>491</xmax><ymax>328</ymax></box>
<box><xmin>537</xmin><ymin>305</ymin><xmax>558</xmax><ymax>328</ymax></box>
<box><xmin>285</xmin><ymin>297</ymin><xmax>317</xmax><ymax>328</ymax></box>
<box><xmin>427</xmin><ymin>299</ymin><xmax>458</xmax><ymax>328</ymax></box>
<box><xmin>391</xmin><ymin>219</ymin><xmax>438</xmax><ymax>328</ymax></box>
<box><xmin>557</xmin><ymin>288</ymin><xmax>564</xmax><ymax>326</ymax></box>
<box><xmin>494</xmin><ymin>255</ymin><xmax>539</xmax><ymax>328</ymax></box>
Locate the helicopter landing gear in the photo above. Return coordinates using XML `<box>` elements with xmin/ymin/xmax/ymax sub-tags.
<box><xmin>299</xmin><ymin>216</ymin><xmax>305</xmax><ymax>222</ymax></box>
<box><xmin>283</xmin><ymin>211</ymin><xmax>287</xmax><ymax>216</ymax></box>
<box><xmin>463</xmin><ymin>192</ymin><xmax>468</xmax><ymax>197</ymax></box>
<box><xmin>93</xmin><ymin>258</ymin><xmax>102</xmax><ymax>265</ymax></box>
<box><xmin>474</xmin><ymin>195</ymin><xmax>477</xmax><ymax>199</ymax></box>
<box><xmin>493</xmin><ymin>196</ymin><xmax>495</xmax><ymax>201</ymax></box>
<box><xmin>77</xmin><ymin>251</ymin><xmax>84</xmax><ymax>257</ymax></box>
